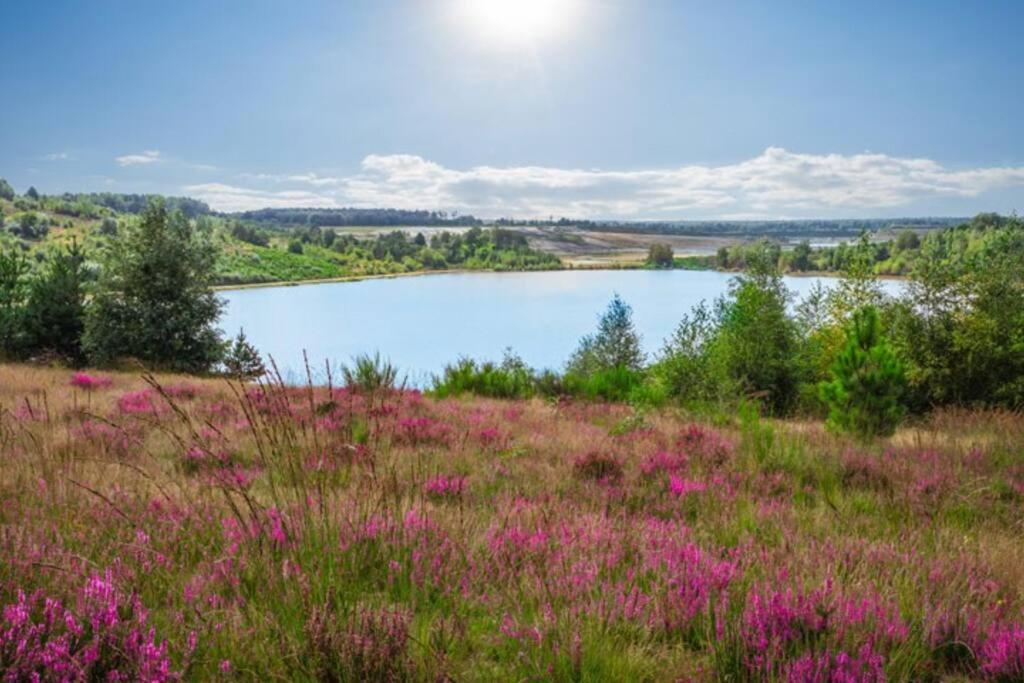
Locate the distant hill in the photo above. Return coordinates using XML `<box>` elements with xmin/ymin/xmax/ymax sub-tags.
<box><xmin>492</xmin><ymin>216</ymin><xmax>969</xmax><ymax>237</ymax></box>
<box><xmin>232</xmin><ymin>207</ymin><xmax>483</xmax><ymax>227</ymax></box>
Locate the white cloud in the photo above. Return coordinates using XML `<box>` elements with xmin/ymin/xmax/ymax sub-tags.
<box><xmin>186</xmin><ymin>147</ymin><xmax>1024</xmax><ymax>217</ymax></box>
<box><xmin>43</xmin><ymin>152</ymin><xmax>70</xmax><ymax>161</ymax></box>
<box><xmin>115</xmin><ymin>150</ymin><xmax>161</xmax><ymax>167</ymax></box>
<box><xmin>182</xmin><ymin>183</ymin><xmax>338</xmax><ymax>212</ymax></box>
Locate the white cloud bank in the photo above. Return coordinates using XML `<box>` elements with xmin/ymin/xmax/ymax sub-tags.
<box><xmin>115</xmin><ymin>150</ymin><xmax>161</xmax><ymax>167</ymax></box>
<box><xmin>184</xmin><ymin>147</ymin><xmax>1024</xmax><ymax>217</ymax></box>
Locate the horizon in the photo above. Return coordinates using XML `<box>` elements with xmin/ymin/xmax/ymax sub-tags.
<box><xmin>2</xmin><ymin>1</ymin><xmax>1023</xmax><ymax>220</ymax></box>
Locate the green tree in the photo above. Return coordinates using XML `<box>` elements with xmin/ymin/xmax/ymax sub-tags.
<box><xmin>222</xmin><ymin>329</ymin><xmax>266</xmax><ymax>379</ymax></box>
<box><xmin>710</xmin><ymin>259</ymin><xmax>799</xmax><ymax>414</ymax></box>
<box><xmin>25</xmin><ymin>186</ymin><xmax>40</xmax><ymax>201</ymax></box>
<box><xmin>0</xmin><ymin>178</ymin><xmax>15</xmax><ymax>201</ymax></box>
<box><xmin>24</xmin><ymin>242</ymin><xmax>87</xmax><ymax>363</ymax></box>
<box><xmin>84</xmin><ymin>199</ymin><xmax>224</xmax><ymax>372</ymax></box>
<box><xmin>646</xmin><ymin>243</ymin><xmax>674</xmax><ymax>268</ymax></box>
<box><xmin>819</xmin><ymin>306</ymin><xmax>905</xmax><ymax>439</ymax></box>
<box><xmin>895</xmin><ymin>230</ymin><xmax>920</xmax><ymax>251</ymax></box>
<box><xmin>790</xmin><ymin>240</ymin><xmax>813</xmax><ymax>271</ymax></box>
<box><xmin>568</xmin><ymin>294</ymin><xmax>644</xmax><ymax>375</ymax></box>
<box><xmin>0</xmin><ymin>247</ymin><xmax>30</xmax><ymax>358</ymax></box>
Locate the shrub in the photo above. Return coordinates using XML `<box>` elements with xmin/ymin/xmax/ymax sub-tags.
<box><xmin>342</xmin><ymin>352</ymin><xmax>402</xmax><ymax>392</ymax></box>
<box><xmin>565</xmin><ymin>365</ymin><xmax>644</xmax><ymax>402</ymax></box>
<box><xmin>306</xmin><ymin>602</ymin><xmax>412</xmax><ymax>682</ymax></box>
<box><xmin>819</xmin><ymin>306</ymin><xmax>906</xmax><ymax>439</ymax></box>
<box><xmin>432</xmin><ymin>350</ymin><xmax>534</xmax><ymax>399</ymax></box>
<box><xmin>572</xmin><ymin>451</ymin><xmax>624</xmax><ymax>483</ymax></box>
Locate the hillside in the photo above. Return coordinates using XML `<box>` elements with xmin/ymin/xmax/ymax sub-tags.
<box><xmin>0</xmin><ymin>193</ymin><xmax>561</xmax><ymax>287</ymax></box>
<box><xmin>1</xmin><ymin>363</ymin><xmax>1022</xmax><ymax>679</ymax></box>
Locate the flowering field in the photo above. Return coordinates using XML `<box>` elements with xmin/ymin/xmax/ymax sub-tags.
<box><xmin>1</xmin><ymin>365</ymin><xmax>1023</xmax><ymax>681</ymax></box>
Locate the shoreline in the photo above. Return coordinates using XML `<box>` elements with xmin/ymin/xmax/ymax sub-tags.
<box><xmin>213</xmin><ymin>263</ymin><xmax>908</xmax><ymax>293</ymax></box>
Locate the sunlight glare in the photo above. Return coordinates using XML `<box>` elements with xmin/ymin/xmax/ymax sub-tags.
<box><xmin>452</xmin><ymin>0</ymin><xmax>580</xmax><ymax>49</ymax></box>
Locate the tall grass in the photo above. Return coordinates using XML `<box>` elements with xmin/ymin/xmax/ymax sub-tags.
<box><xmin>0</xmin><ymin>362</ymin><xmax>1022</xmax><ymax>679</ymax></box>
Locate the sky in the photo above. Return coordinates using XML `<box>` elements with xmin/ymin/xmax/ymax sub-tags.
<box><xmin>2</xmin><ymin>0</ymin><xmax>1023</xmax><ymax>220</ymax></box>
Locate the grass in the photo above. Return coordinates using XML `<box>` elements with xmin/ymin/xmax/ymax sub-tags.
<box><xmin>0</xmin><ymin>363</ymin><xmax>1022</xmax><ymax>680</ymax></box>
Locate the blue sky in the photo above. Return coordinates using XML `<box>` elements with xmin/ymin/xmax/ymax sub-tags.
<box><xmin>2</xmin><ymin>0</ymin><xmax>1023</xmax><ymax>219</ymax></box>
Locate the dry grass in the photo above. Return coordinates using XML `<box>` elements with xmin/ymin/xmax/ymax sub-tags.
<box><xmin>1</xmin><ymin>363</ymin><xmax>1022</xmax><ymax>680</ymax></box>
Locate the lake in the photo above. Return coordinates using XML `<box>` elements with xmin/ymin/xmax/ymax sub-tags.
<box><xmin>219</xmin><ymin>270</ymin><xmax>903</xmax><ymax>385</ymax></box>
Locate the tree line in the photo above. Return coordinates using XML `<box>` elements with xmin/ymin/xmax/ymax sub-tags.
<box><xmin>435</xmin><ymin>221</ymin><xmax>1024</xmax><ymax>437</ymax></box>
<box><xmin>0</xmin><ymin>200</ymin><xmax>260</xmax><ymax>376</ymax></box>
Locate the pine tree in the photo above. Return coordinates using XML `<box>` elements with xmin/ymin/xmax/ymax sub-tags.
<box><xmin>84</xmin><ymin>199</ymin><xmax>224</xmax><ymax>371</ymax></box>
<box><xmin>819</xmin><ymin>306</ymin><xmax>906</xmax><ymax>439</ymax></box>
<box><xmin>24</xmin><ymin>241</ymin><xmax>87</xmax><ymax>363</ymax></box>
<box><xmin>223</xmin><ymin>330</ymin><xmax>266</xmax><ymax>379</ymax></box>
<box><xmin>568</xmin><ymin>294</ymin><xmax>644</xmax><ymax>375</ymax></box>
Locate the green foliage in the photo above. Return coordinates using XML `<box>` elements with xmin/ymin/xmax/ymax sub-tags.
<box><xmin>789</xmin><ymin>240</ymin><xmax>813</xmax><ymax>271</ymax></box>
<box><xmin>84</xmin><ymin>199</ymin><xmax>224</xmax><ymax>372</ymax></box>
<box><xmin>564</xmin><ymin>365</ymin><xmax>646</xmax><ymax>402</ymax></box>
<box><xmin>819</xmin><ymin>306</ymin><xmax>906</xmax><ymax>439</ymax></box>
<box><xmin>342</xmin><ymin>353</ymin><xmax>403</xmax><ymax>392</ymax></box>
<box><xmin>25</xmin><ymin>186</ymin><xmax>39</xmax><ymax>201</ymax></box>
<box><xmin>646</xmin><ymin>242</ymin><xmax>674</xmax><ymax>268</ymax></box>
<box><xmin>222</xmin><ymin>329</ymin><xmax>266</xmax><ymax>379</ymax></box>
<box><xmin>895</xmin><ymin>229</ymin><xmax>920</xmax><ymax>251</ymax></box>
<box><xmin>432</xmin><ymin>350</ymin><xmax>535</xmax><ymax>399</ymax></box>
<box><xmin>711</xmin><ymin>262</ymin><xmax>800</xmax><ymax>414</ymax></box>
<box><xmin>98</xmin><ymin>217</ymin><xmax>118</xmax><ymax>236</ymax></box>
<box><xmin>0</xmin><ymin>178</ymin><xmax>14</xmax><ymax>201</ymax></box>
<box><xmin>0</xmin><ymin>247</ymin><xmax>30</xmax><ymax>358</ymax></box>
<box><xmin>651</xmin><ymin>302</ymin><xmax>725</xmax><ymax>404</ymax></box>
<box><xmin>24</xmin><ymin>242</ymin><xmax>87</xmax><ymax>363</ymax></box>
<box><xmin>887</xmin><ymin>218</ymin><xmax>1024</xmax><ymax>409</ymax></box>
<box><xmin>229</xmin><ymin>221</ymin><xmax>269</xmax><ymax>247</ymax></box>
<box><xmin>567</xmin><ymin>294</ymin><xmax>644</xmax><ymax>377</ymax></box>
<box><xmin>214</xmin><ymin>227</ymin><xmax>561</xmax><ymax>286</ymax></box>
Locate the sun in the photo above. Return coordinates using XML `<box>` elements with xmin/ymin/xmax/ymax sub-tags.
<box><xmin>452</xmin><ymin>0</ymin><xmax>580</xmax><ymax>49</ymax></box>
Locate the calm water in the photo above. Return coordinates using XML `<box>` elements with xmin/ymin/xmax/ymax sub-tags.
<box><xmin>219</xmin><ymin>270</ymin><xmax>902</xmax><ymax>385</ymax></box>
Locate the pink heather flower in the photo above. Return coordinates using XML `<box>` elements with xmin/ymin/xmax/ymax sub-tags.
<box><xmin>69</xmin><ymin>372</ymin><xmax>113</xmax><ymax>390</ymax></box>
<box><xmin>424</xmin><ymin>474</ymin><xmax>467</xmax><ymax>500</ymax></box>
<box><xmin>668</xmin><ymin>475</ymin><xmax>707</xmax><ymax>498</ymax></box>
<box><xmin>117</xmin><ymin>389</ymin><xmax>159</xmax><ymax>415</ymax></box>
<box><xmin>220</xmin><ymin>659</ymin><xmax>233</xmax><ymax>674</ymax></box>
<box><xmin>267</xmin><ymin>507</ymin><xmax>288</xmax><ymax>548</ymax></box>
<box><xmin>980</xmin><ymin>622</ymin><xmax>1024</xmax><ymax>678</ymax></box>
<box><xmin>640</xmin><ymin>450</ymin><xmax>688</xmax><ymax>476</ymax></box>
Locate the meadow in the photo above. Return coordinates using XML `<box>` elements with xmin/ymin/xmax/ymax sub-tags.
<box><xmin>1</xmin><ymin>364</ymin><xmax>1022</xmax><ymax>681</ymax></box>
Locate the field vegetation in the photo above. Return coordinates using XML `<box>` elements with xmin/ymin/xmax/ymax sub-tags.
<box><xmin>1</xmin><ymin>364</ymin><xmax>1023</xmax><ymax>680</ymax></box>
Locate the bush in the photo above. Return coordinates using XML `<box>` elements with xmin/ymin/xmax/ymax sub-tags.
<box><xmin>572</xmin><ymin>451</ymin><xmax>624</xmax><ymax>483</ymax></box>
<box><xmin>565</xmin><ymin>365</ymin><xmax>645</xmax><ymax>402</ymax></box>
<box><xmin>342</xmin><ymin>352</ymin><xmax>402</xmax><ymax>392</ymax></box>
<box><xmin>819</xmin><ymin>306</ymin><xmax>905</xmax><ymax>439</ymax></box>
<box><xmin>432</xmin><ymin>350</ymin><xmax>534</xmax><ymax>399</ymax></box>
